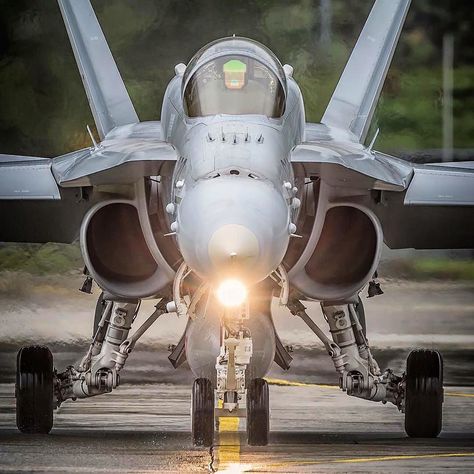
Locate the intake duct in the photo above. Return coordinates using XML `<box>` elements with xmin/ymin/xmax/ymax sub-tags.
<box><xmin>80</xmin><ymin>199</ymin><xmax>172</xmax><ymax>299</ymax></box>
<box><xmin>289</xmin><ymin>203</ymin><xmax>381</xmax><ymax>301</ymax></box>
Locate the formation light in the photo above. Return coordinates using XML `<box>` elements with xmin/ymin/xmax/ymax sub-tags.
<box><xmin>216</xmin><ymin>279</ymin><xmax>247</xmax><ymax>307</ymax></box>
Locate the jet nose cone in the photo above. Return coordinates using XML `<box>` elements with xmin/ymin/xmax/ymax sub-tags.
<box><xmin>208</xmin><ymin>224</ymin><xmax>260</xmax><ymax>277</ymax></box>
<box><xmin>176</xmin><ymin>176</ymin><xmax>290</xmax><ymax>283</ymax></box>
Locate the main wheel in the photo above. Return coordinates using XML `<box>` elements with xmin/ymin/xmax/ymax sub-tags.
<box><xmin>405</xmin><ymin>349</ymin><xmax>443</xmax><ymax>438</ymax></box>
<box><xmin>247</xmin><ymin>378</ymin><xmax>269</xmax><ymax>446</ymax></box>
<box><xmin>16</xmin><ymin>345</ymin><xmax>54</xmax><ymax>434</ymax></box>
<box><xmin>192</xmin><ymin>378</ymin><xmax>214</xmax><ymax>446</ymax></box>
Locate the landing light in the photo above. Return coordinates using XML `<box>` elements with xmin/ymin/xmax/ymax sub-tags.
<box><xmin>216</xmin><ymin>279</ymin><xmax>247</xmax><ymax>307</ymax></box>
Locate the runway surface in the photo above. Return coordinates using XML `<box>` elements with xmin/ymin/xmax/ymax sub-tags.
<box><xmin>0</xmin><ymin>279</ymin><xmax>473</xmax><ymax>472</ymax></box>
<box><xmin>1</xmin><ymin>383</ymin><xmax>474</xmax><ymax>472</ymax></box>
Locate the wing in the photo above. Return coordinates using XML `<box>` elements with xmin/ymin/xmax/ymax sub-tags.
<box><xmin>0</xmin><ymin>123</ymin><xmax>177</xmax><ymax>243</ymax></box>
<box><xmin>292</xmin><ymin>141</ymin><xmax>474</xmax><ymax>249</ymax></box>
<box><xmin>372</xmin><ymin>161</ymin><xmax>474</xmax><ymax>249</ymax></box>
<box><xmin>296</xmin><ymin>0</ymin><xmax>472</xmax><ymax>250</ymax></box>
<box><xmin>321</xmin><ymin>0</ymin><xmax>411</xmax><ymax>143</ymax></box>
<box><xmin>1</xmin><ymin>4</ymin><xmax>177</xmax><ymax>244</ymax></box>
<box><xmin>0</xmin><ymin>155</ymin><xmax>60</xmax><ymax>200</ymax></box>
<box><xmin>0</xmin><ymin>155</ymin><xmax>94</xmax><ymax>243</ymax></box>
<box><xmin>58</xmin><ymin>0</ymin><xmax>139</xmax><ymax>139</ymax></box>
<box><xmin>52</xmin><ymin>123</ymin><xmax>177</xmax><ymax>187</ymax></box>
<box><xmin>291</xmin><ymin>142</ymin><xmax>413</xmax><ymax>191</ymax></box>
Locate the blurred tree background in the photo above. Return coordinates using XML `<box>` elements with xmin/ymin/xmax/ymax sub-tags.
<box><xmin>0</xmin><ymin>0</ymin><xmax>472</xmax><ymax>158</ymax></box>
<box><xmin>0</xmin><ymin>0</ymin><xmax>472</xmax><ymax>277</ymax></box>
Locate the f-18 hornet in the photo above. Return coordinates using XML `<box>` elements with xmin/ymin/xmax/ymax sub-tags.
<box><xmin>1</xmin><ymin>0</ymin><xmax>473</xmax><ymax>446</ymax></box>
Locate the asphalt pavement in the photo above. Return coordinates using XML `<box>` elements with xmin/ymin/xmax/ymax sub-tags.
<box><xmin>0</xmin><ymin>383</ymin><xmax>474</xmax><ymax>472</ymax></box>
<box><xmin>0</xmin><ymin>279</ymin><xmax>473</xmax><ymax>472</ymax></box>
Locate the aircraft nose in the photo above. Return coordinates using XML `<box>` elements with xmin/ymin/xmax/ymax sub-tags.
<box><xmin>176</xmin><ymin>176</ymin><xmax>290</xmax><ymax>283</ymax></box>
<box><xmin>208</xmin><ymin>224</ymin><xmax>260</xmax><ymax>275</ymax></box>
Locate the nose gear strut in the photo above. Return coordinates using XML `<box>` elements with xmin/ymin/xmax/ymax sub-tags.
<box><xmin>215</xmin><ymin>304</ymin><xmax>252</xmax><ymax>418</ymax></box>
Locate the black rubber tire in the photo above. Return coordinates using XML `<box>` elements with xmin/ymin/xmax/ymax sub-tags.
<box><xmin>405</xmin><ymin>349</ymin><xmax>443</xmax><ymax>438</ymax></box>
<box><xmin>16</xmin><ymin>345</ymin><xmax>54</xmax><ymax>434</ymax></box>
<box><xmin>93</xmin><ymin>292</ymin><xmax>106</xmax><ymax>336</ymax></box>
<box><xmin>192</xmin><ymin>378</ymin><xmax>214</xmax><ymax>446</ymax></box>
<box><xmin>247</xmin><ymin>378</ymin><xmax>269</xmax><ymax>446</ymax></box>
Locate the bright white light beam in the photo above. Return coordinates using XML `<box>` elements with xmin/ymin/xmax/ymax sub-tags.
<box><xmin>216</xmin><ymin>279</ymin><xmax>247</xmax><ymax>307</ymax></box>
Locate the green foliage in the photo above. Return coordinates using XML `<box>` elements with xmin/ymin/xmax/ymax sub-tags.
<box><xmin>375</xmin><ymin>68</ymin><xmax>443</xmax><ymax>150</ymax></box>
<box><xmin>412</xmin><ymin>259</ymin><xmax>474</xmax><ymax>281</ymax></box>
<box><xmin>380</xmin><ymin>258</ymin><xmax>474</xmax><ymax>281</ymax></box>
<box><xmin>0</xmin><ymin>0</ymin><xmax>472</xmax><ymax>156</ymax></box>
<box><xmin>1</xmin><ymin>242</ymin><xmax>471</xmax><ymax>281</ymax></box>
<box><xmin>0</xmin><ymin>243</ymin><xmax>83</xmax><ymax>275</ymax></box>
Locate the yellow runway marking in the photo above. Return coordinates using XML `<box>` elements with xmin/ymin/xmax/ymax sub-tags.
<box><xmin>264</xmin><ymin>377</ymin><xmax>338</xmax><ymax>389</ymax></box>
<box><xmin>212</xmin><ymin>382</ymin><xmax>474</xmax><ymax>471</ymax></box>
<box><xmin>446</xmin><ymin>391</ymin><xmax>474</xmax><ymax>398</ymax></box>
<box><xmin>264</xmin><ymin>452</ymin><xmax>474</xmax><ymax>470</ymax></box>
<box><xmin>216</xmin><ymin>405</ymin><xmax>241</xmax><ymax>472</ymax></box>
<box><xmin>266</xmin><ymin>379</ymin><xmax>474</xmax><ymax>399</ymax></box>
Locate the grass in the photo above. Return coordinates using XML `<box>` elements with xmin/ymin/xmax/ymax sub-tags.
<box><xmin>0</xmin><ymin>242</ymin><xmax>83</xmax><ymax>275</ymax></box>
<box><xmin>0</xmin><ymin>243</ymin><xmax>84</xmax><ymax>297</ymax></box>
<box><xmin>412</xmin><ymin>259</ymin><xmax>474</xmax><ymax>281</ymax></box>
<box><xmin>0</xmin><ymin>244</ymin><xmax>472</xmax><ymax>289</ymax></box>
<box><xmin>380</xmin><ymin>258</ymin><xmax>474</xmax><ymax>281</ymax></box>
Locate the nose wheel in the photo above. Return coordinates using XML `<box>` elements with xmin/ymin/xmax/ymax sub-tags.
<box><xmin>192</xmin><ymin>378</ymin><xmax>215</xmax><ymax>446</ymax></box>
<box><xmin>247</xmin><ymin>378</ymin><xmax>269</xmax><ymax>446</ymax></box>
<box><xmin>16</xmin><ymin>345</ymin><xmax>54</xmax><ymax>434</ymax></box>
<box><xmin>404</xmin><ymin>349</ymin><xmax>443</xmax><ymax>438</ymax></box>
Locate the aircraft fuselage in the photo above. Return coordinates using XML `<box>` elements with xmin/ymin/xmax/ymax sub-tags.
<box><xmin>159</xmin><ymin>41</ymin><xmax>306</xmax><ymax>285</ymax></box>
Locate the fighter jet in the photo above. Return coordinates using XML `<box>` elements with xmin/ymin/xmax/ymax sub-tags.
<box><xmin>1</xmin><ymin>0</ymin><xmax>473</xmax><ymax>446</ymax></box>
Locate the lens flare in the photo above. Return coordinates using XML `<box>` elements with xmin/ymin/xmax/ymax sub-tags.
<box><xmin>216</xmin><ymin>279</ymin><xmax>247</xmax><ymax>307</ymax></box>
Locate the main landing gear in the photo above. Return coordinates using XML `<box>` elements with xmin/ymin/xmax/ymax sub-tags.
<box><xmin>15</xmin><ymin>297</ymin><xmax>172</xmax><ymax>434</ymax></box>
<box><xmin>288</xmin><ymin>292</ymin><xmax>444</xmax><ymax>438</ymax></box>
<box><xmin>405</xmin><ymin>349</ymin><xmax>443</xmax><ymax>438</ymax></box>
<box><xmin>14</xmin><ymin>269</ymin><xmax>443</xmax><ymax>442</ymax></box>
<box><xmin>16</xmin><ymin>345</ymin><xmax>54</xmax><ymax>434</ymax></box>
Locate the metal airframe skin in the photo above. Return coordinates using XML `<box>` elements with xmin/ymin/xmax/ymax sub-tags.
<box><xmin>1</xmin><ymin>0</ymin><xmax>473</xmax><ymax>443</ymax></box>
<box><xmin>162</xmin><ymin>38</ymin><xmax>304</xmax><ymax>285</ymax></box>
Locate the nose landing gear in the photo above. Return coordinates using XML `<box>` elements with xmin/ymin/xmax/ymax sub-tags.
<box><xmin>190</xmin><ymin>303</ymin><xmax>271</xmax><ymax>447</ymax></box>
<box><xmin>191</xmin><ymin>376</ymin><xmax>270</xmax><ymax>447</ymax></box>
<box><xmin>247</xmin><ymin>378</ymin><xmax>269</xmax><ymax>446</ymax></box>
<box><xmin>192</xmin><ymin>378</ymin><xmax>215</xmax><ymax>446</ymax></box>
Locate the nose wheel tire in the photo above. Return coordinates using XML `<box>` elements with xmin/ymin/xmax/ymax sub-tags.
<box><xmin>16</xmin><ymin>346</ymin><xmax>54</xmax><ymax>434</ymax></box>
<box><xmin>404</xmin><ymin>349</ymin><xmax>443</xmax><ymax>438</ymax></box>
<box><xmin>192</xmin><ymin>378</ymin><xmax>214</xmax><ymax>446</ymax></box>
<box><xmin>247</xmin><ymin>378</ymin><xmax>269</xmax><ymax>446</ymax></box>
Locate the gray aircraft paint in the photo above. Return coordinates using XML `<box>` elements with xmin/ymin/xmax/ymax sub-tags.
<box><xmin>0</xmin><ymin>0</ymin><xmax>473</xmax><ymax>294</ymax></box>
<box><xmin>1</xmin><ymin>0</ymin><xmax>473</xmax><ymax>411</ymax></box>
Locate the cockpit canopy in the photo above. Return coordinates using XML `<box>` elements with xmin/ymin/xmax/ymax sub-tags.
<box><xmin>183</xmin><ymin>37</ymin><xmax>286</xmax><ymax>119</ymax></box>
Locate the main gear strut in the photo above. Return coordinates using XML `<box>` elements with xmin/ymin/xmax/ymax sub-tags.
<box><xmin>287</xmin><ymin>292</ymin><xmax>404</xmax><ymax>408</ymax></box>
<box><xmin>215</xmin><ymin>304</ymin><xmax>252</xmax><ymax>418</ymax></box>
<box><xmin>54</xmin><ymin>298</ymin><xmax>170</xmax><ymax>405</ymax></box>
